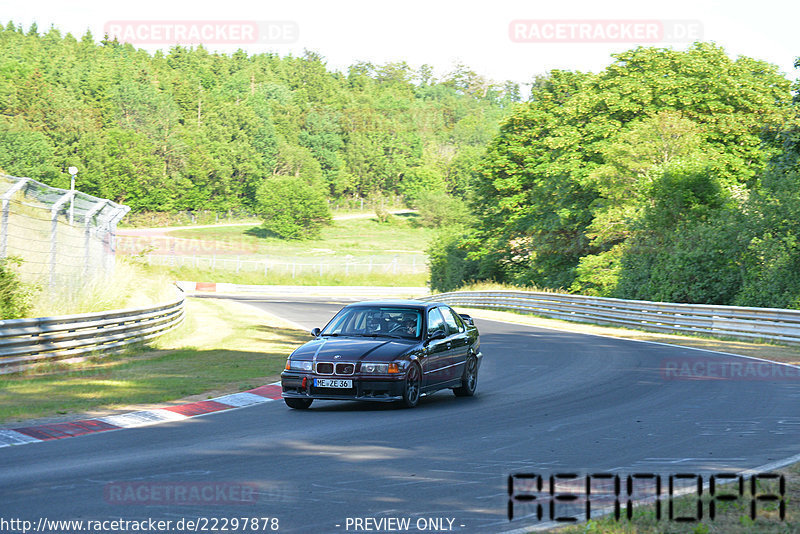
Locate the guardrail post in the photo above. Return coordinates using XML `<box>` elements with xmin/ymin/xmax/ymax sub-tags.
<box><xmin>1</xmin><ymin>177</ymin><xmax>28</xmax><ymax>258</ymax></box>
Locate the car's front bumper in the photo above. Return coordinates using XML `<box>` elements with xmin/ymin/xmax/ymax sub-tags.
<box><xmin>281</xmin><ymin>372</ymin><xmax>406</xmax><ymax>402</ymax></box>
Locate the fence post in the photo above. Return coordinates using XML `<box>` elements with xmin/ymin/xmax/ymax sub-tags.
<box><xmin>83</xmin><ymin>200</ymin><xmax>108</xmax><ymax>275</ymax></box>
<box><xmin>49</xmin><ymin>191</ymin><xmax>74</xmax><ymax>287</ymax></box>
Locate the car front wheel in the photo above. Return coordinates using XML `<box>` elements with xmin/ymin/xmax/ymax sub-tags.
<box><xmin>400</xmin><ymin>363</ymin><xmax>421</xmax><ymax>408</ymax></box>
<box><xmin>453</xmin><ymin>354</ymin><xmax>478</xmax><ymax>397</ymax></box>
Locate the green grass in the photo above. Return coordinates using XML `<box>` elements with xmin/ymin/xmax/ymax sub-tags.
<box><xmin>28</xmin><ymin>259</ymin><xmax>177</xmax><ymax>317</ymax></box>
<box><xmin>151</xmin><ymin>265</ymin><xmax>429</xmax><ymax>287</ymax></box>
<box><xmin>134</xmin><ymin>213</ymin><xmax>433</xmax><ymax>286</ymax></box>
<box><xmin>0</xmin><ymin>297</ymin><xmax>307</xmax><ymax>423</ymax></box>
<box><xmin>168</xmin><ymin>213</ymin><xmax>433</xmax><ymax>259</ymax></box>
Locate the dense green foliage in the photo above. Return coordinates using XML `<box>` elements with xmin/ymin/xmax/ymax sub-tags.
<box><xmin>7</xmin><ymin>23</ymin><xmax>800</xmax><ymax>308</ymax></box>
<box><xmin>0</xmin><ymin>257</ymin><xmax>33</xmax><ymax>319</ymax></box>
<box><xmin>0</xmin><ymin>23</ymin><xmax>515</xmax><ymax>216</ymax></box>
<box><xmin>431</xmin><ymin>43</ymin><xmax>800</xmax><ymax>308</ymax></box>
<box><xmin>255</xmin><ymin>176</ymin><xmax>331</xmax><ymax>239</ymax></box>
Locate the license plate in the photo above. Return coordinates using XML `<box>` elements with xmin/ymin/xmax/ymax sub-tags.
<box><xmin>315</xmin><ymin>378</ymin><xmax>352</xmax><ymax>388</ymax></box>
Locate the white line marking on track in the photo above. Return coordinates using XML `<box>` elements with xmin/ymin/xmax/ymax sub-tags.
<box><xmin>0</xmin><ymin>429</ymin><xmax>41</xmax><ymax>447</ymax></box>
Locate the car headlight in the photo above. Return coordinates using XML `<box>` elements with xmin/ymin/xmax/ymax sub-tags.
<box><xmin>286</xmin><ymin>359</ymin><xmax>313</xmax><ymax>371</ymax></box>
<box><xmin>361</xmin><ymin>363</ymin><xmax>400</xmax><ymax>374</ymax></box>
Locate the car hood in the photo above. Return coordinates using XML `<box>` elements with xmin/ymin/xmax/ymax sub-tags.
<box><xmin>291</xmin><ymin>337</ymin><xmax>416</xmax><ymax>362</ymax></box>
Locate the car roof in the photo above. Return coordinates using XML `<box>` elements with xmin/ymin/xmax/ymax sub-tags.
<box><xmin>342</xmin><ymin>299</ymin><xmax>441</xmax><ymax>310</ymax></box>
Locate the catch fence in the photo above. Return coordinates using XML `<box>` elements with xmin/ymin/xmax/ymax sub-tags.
<box><xmin>0</xmin><ymin>174</ymin><xmax>129</xmax><ymax>287</ymax></box>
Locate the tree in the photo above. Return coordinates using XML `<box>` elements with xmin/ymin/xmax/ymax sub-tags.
<box><xmin>463</xmin><ymin>43</ymin><xmax>792</xmax><ymax>294</ymax></box>
<box><xmin>255</xmin><ymin>176</ymin><xmax>331</xmax><ymax>239</ymax></box>
<box><xmin>0</xmin><ymin>119</ymin><xmax>59</xmax><ymax>182</ymax></box>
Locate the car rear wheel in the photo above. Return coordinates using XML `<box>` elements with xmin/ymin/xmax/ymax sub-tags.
<box><xmin>400</xmin><ymin>363</ymin><xmax>421</xmax><ymax>408</ymax></box>
<box><xmin>453</xmin><ymin>354</ymin><xmax>478</xmax><ymax>397</ymax></box>
<box><xmin>285</xmin><ymin>397</ymin><xmax>313</xmax><ymax>409</ymax></box>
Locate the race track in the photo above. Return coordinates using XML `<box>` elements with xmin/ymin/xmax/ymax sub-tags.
<box><xmin>1</xmin><ymin>296</ymin><xmax>798</xmax><ymax>533</ymax></box>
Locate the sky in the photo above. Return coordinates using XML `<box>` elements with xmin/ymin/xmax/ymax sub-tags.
<box><xmin>1</xmin><ymin>0</ymin><xmax>798</xmax><ymax>89</ymax></box>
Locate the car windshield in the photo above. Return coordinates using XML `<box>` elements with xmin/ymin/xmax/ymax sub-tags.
<box><xmin>322</xmin><ymin>306</ymin><xmax>422</xmax><ymax>339</ymax></box>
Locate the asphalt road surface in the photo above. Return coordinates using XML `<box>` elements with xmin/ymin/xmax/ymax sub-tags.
<box><xmin>1</xmin><ymin>296</ymin><xmax>798</xmax><ymax>533</ymax></box>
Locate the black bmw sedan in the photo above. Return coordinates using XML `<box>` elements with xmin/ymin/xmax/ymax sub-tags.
<box><xmin>280</xmin><ymin>300</ymin><xmax>481</xmax><ymax>409</ymax></box>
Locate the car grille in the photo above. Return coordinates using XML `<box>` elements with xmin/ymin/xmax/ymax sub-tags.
<box><xmin>316</xmin><ymin>362</ymin><xmax>334</xmax><ymax>374</ymax></box>
<box><xmin>315</xmin><ymin>362</ymin><xmax>355</xmax><ymax>375</ymax></box>
<box><xmin>335</xmin><ymin>363</ymin><xmax>354</xmax><ymax>375</ymax></box>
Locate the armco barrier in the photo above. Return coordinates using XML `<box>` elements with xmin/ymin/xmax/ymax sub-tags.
<box><xmin>0</xmin><ymin>291</ymin><xmax>185</xmax><ymax>374</ymax></box>
<box><xmin>423</xmin><ymin>291</ymin><xmax>800</xmax><ymax>345</ymax></box>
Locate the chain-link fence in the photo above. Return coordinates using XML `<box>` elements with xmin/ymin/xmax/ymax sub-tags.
<box><xmin>0</xmin><ymin>174</ymin><xmax>129</xmax><ymax>288</ymax></box>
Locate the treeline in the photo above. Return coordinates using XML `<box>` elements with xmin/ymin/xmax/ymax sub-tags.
<box><xmin>0</xmin><ymin>22</ymin><xmax>517</xmax><ymax>212</ymax></box>
<box><xmin>431</xmin><ymin>43</ymin><xmax>800</xmax><ymax>309</ymax></box>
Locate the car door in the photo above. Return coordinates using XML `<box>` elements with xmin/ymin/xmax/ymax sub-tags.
<box><xmin>440</xmin><ymin>306</ymin><xmax>470</xmax><ymax>381</ymax></box>
<box><xmin>422</xmin><ymin>307</ymin><xmax>450</xmax><ymax>387</ymax></box>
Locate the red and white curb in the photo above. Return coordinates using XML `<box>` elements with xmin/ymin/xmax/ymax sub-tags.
<box><xmin>0</xmin><ymin>383</ymin><xmax>283</xmax><ymax>448</ymax></box>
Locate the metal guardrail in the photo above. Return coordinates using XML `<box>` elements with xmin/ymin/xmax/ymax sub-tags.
<box><xmin>0</xmin><ymin>292</ymin><xmax>185</xmax><ymax>374</ymax></box>
<box><xmin>423</xmin><ymin>291</ymin><xmax>800</xmax><ymax>345</ymax></box>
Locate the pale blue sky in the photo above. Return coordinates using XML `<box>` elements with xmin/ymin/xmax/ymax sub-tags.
<box><xmin>1</xmin><ymin>0</ymin><xmax>797</xmax><ymax>87</ymax></box>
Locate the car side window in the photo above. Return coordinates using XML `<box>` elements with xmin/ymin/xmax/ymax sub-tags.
<box><xmin>427</xmin><ymin>308</ymin><xmax>446</xmax><ymax>336</ymax></box>
<box><xmin>441</xmin><ymin>307</ymin><xmax>463</xmax><ymax>334</ymax></box>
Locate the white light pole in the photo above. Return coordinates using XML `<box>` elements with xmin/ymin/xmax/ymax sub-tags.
<box><xmin>68</xmin><ymin>166</ymin><xmax>78</xmax><ymax>224</ymax></box>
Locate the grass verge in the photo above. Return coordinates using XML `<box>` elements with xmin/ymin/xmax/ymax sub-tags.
<box><xmin>0</xmin><ymin>297</ymin><xmax>308</xmax><ymax>424</ymax></box>
<box><xmin>28</xmin><ymin>259</ymin><xmax>177</xmax><ymax>317</ymax></box>
<box><xmin>147</xmin><ymin>264</ymin><xmax>428</xmax><ymax>287</ymax></box>
<box><xmin>554</xmin><ymin>463</ymin><xmax>798</xmax><ymax>533</ymax></box>
<box><xmin>166</xmin><ymin>213</ymin><xmax>433</xmax><ymax>259</ymax></box>
<box><xmin>128</xmin><ymin>214</ymin><xmax>432</xmax><ymax>287</ymax></box>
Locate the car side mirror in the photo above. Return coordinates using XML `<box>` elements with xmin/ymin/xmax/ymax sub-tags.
<box><xmin>311</xmin><ymin>327</ymin><xmax>321</xmax><ymax>337</ymax></box>
<box><xmin>427</xmin><ymin>330</ymin><xmax>446</xmax><ymax>342</ymax></box>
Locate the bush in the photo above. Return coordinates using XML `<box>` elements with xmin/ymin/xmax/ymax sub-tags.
<box><xmin>427</xmin><ymin>230</ymin><xmax>480</xmax><ymax>292</ymax></box>
<box><xmin>734</xmin><ymin>232</ymin><xmax>800</xmax><ymax>308</ymax></box>
<box><xmin>570</xmin><ymin>245</ymin><xmax>625</xmax><ymax>297</ymax></box>
<box><xmin>415</xmin><ymin>191</ymin><xmax>472</xmax><ymax>228</ymax></box>
<box><xmin>255</xmin><ymin>176</ymin><xmax>332</xmax><ymax>239</ymax></box>
<box><xmin>399</xmin><ymin>166</ymin><xmax>446</xmax><ymax>205</ymax></box>
<box><xmin>0</xmin><ymin>257</ymin><xmax>35</xmax><ymax>319</ymax></box>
